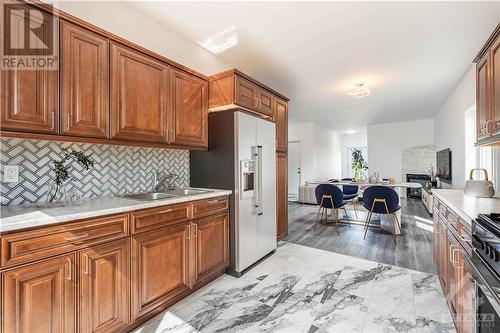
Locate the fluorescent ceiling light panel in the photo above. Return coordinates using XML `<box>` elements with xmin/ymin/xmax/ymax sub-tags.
<box><xmin>199</xmin><ymin>25</ymin><xmax>238</xmax><ymax>54</ymax></box>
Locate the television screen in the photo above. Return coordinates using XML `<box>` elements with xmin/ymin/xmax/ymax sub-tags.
<box><xmin>436</xmin><ymin>149</ymin><xmax>452</xmax><ymax>182</ymax></box>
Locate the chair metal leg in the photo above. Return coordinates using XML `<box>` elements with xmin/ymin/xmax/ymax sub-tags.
<box><xmin>334</xmin><ymin>208</ymin><xmax>340</xmax><ymax>235</ymax></box>
<box><xmin>342</xmin><ymin>206</ymin><xmax>351</xmax><ymax>227</ymax></box>
<box><xmin>394</xmin><ymin>212</ymin><xmax>402</xmax><ymax>235</ymax></box>
<box><xmin>363</xmin><ymin>210</ymin><xmax>372</xmax><ymax>239</ymax></box>
<box><xmin>352</xmin><ymin>199</ymin><xmax>359</xmax><ymax>219</ymax></box>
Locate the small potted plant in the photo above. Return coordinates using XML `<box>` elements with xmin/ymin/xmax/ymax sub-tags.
<box><xmin>46</xmin><ymin>148</ymin><xmax>94</xmax><ymax>203</ymax></box>
<box><xmin>352</xmin><ymin>148</ymin><xmax>368</xmax><ymax>182</ymax></box>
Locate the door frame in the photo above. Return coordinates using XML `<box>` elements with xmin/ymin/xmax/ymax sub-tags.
<box><xmin>288</xmin><ymin>140</ymin><xmax>301</xmax><ymax>197</ymax></box>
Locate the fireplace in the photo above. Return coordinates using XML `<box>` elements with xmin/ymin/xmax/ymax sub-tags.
<box><xmin>406</xmin><ymin>174</ymin><xmax>430</xmax><ymax>198</ymax></box>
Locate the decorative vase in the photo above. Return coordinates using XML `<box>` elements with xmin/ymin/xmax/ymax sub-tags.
<box><xmin>353</xmin><ymin>168</ymin><xmax>364</xmax><ymax>182</ymax></box>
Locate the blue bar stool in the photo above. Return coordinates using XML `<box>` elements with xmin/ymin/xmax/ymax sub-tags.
<box><xmin>341</xmin><ymin>178</ymin><xmax>359</xmax><ymax>218</ymax></box>
<box><xmin>362</xmin><ymin>185</ymin><xmax>401</xmax><ymax>243</ymax></box>
<box><xmin>314</xmin><ymin>184</ymin><xmax>351</xmax><ymax>235</ymax></box>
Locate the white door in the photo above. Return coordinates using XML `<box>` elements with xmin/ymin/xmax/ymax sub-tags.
<box><xmin>288</xmin><ymin>141</ymin><xmax>301</xmax><ymax>197</ymax></box>
<box><xmin>256</xmin><ymin>117</ymin><xmax>277</xmax><ymax>259</ymax></box>
<box><xmin>235</xmin><ymin>112</ymin><xmax>258</xmax><ymax>272</ymax></box>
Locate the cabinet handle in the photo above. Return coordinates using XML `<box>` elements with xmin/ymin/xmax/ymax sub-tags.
<box><xmin>452</xmin><ymin>248</ymin><xmax>463</xmax><ymax>269</ymax></box>
<box><xmin>67</xmin><ymin>258</ymin><xmax>72</xmax><ymax>281</ymax></box>
<box><xmin>485</xmin><ymin>120</ymin><xmax>493</xmax><ymax>135</ymax></box>
<box><xmin>253</xmin><ymin>97</ymin><xmax>259</xmax><ymax>108</ymax></box>
<box><xmin>193</xmin><ymin>225</ymin><xmax>197</xmax><ymax>238</ymax></box>
<box><xmin>160</xmin><ymin>208</ymin><xmax>173</xmax><ymax>214</ymax></box>
<box><xmin>187</xmin><ymin>224</ymin><xmax>191</xmax><ymax>240</ymax></box>
<box><xmin>64</xmin><ymin>232</ymin><xmax>89</xmax><ymax>242</ymax></box>
<box><xmin>83</xmin><ymin>254</ymin><xmax>90</xmax><ymax>275</ymax></box>
<box><xmin>449</xmin><ymin>244</ymin><xmax>456</xmax><ymax>262</ymax></box>
<box><xmin>207</xmin><ymin>199</ymin><xmax>220</xmax><ymax>204</ymax></box>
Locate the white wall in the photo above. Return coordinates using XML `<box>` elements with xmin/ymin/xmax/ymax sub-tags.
<box><xmin>367</xmin><ymin>119</ymin><xmax>434</xmax><ymax>181</ymax></box>
<box><xmin>340</xmin><ymin>132</ymin><xmax>368</xmax><ymax>178</ymax></box>
<box><xmin>49</xmin><ymin>1</ymin><xmax>231</xmax><ymax>75</ymax></box>
<box><xmin>288</xmin><ymin>122</ymin><xmax>341</xmax><ymax>184</ymax></box>
<box><xmin>433</xmin><ymin>65</ymin><xmax>475</xmax><ymax>189</ymax></box>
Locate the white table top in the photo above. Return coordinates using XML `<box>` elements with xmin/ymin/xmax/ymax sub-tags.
<box><xmin>307</xmin><ymin>180</ymin><xmax>422</xmax><ymax>188</ymax></box>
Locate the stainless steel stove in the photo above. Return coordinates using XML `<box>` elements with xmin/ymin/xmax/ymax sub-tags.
<box><xmin>472</xmin><ymin>213</ymin><xmax>500</xmax><ymax>332</ymax></box>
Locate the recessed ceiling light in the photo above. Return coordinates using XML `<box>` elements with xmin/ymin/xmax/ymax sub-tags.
<box><xmin>348</xmin><ymin>82</ymin><xmax>370</xmax><ymax>99</ymax></box>
<box><xmin>344</xmin><ymin>129</ymin><xmax>357</xmax><ymax>135</ymax></box>
<box><xmin>199</xmin><ymin>25</ymin><xmax>238</xmax><ymax>54</ymax></box>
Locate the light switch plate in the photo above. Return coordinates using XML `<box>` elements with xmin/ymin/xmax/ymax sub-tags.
<box><xmin>4</xmin><ymin>165</ymin><xmax>19</xmax><ymax>183</ymax></box>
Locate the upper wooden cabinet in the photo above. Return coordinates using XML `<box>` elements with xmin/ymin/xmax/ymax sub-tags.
<box><xmin>110</xmin><ymin>43</ymin><xmax>169</xmax><ymax>143</ymax></box>
<box><xmin>209</xmin><ymin>69</ymin><xmax>289</xmax><ymax>120</ymax></box>
<box><xmin>1</xmin><ymin>5</ymin><xmax>59</xmax><ymax>134</ymax></box>
<box><xmin>169</xmin><ymin>68</ymin><xmax>208</xmax><ymax>147</ymax></box>
<box><xmin>475</xmin><ymin>24</ymin><xmax>500</xmax><ymax>146</ymax></box>
<box><xmin>2</xmin><ymin>253</ymin><xmax>76</xmax><ymax>333</ymax></box>
<box><xmin>61</xmin><ymin>21</ymin><xmax>109</xmax><ymax>138</ymax></box>
<box><xmin>275</xmin><ymin>98</ymin><xmax>288</xmax><ymax>153</ymax></box>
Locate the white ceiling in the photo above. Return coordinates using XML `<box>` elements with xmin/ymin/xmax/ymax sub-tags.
<box><xmin>127</xmin><ymin>1</ymin><xmax>499</xmax><ymax>132</ymax></box>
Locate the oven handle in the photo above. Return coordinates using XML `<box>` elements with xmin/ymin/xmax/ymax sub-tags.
<box><xmin>469</xmin><ymin>248</ymin><xmax>500</xmax><ymax>316</ymax></box>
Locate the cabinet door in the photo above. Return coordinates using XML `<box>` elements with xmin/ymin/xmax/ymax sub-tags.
<box><xmin>438</xmin><ymin>220</ymin><xmax>447</xmax><ymax>289</ymax></box>
<box><xmin>169</xmin><ymin>68</ymin><xmax>208</xmax><ymax>147</ymax></box>
<box><xmin>235</xmin><ymin>75</ymin><xmax>258</xmax><ymax>110</ymax></box>
<box><xmin>191</xmin><ymin>214</ymin><xmax>229</xmax><ymax>284</ymax></box>
<box><xmin>110</xmin><ymin>43</ymin><xmax>169</xmax><ymax>142</ymax></box>
<box><xmin>276</xmin><ymin>153</ymin><xmax>288</xmax><ymax>240</ymax></box>
<box><xmin>2</xmin><ymin>254</ymin><xmax>76</xmax><ymax>333</ymax></box>
<box><xmin>1</xmin><ymin>6</ymin><xmax>58</xmax><ymax>134</ymax></box>
<box><xmin>257</xmin><ymin>88</ymin><xmax>274</xmax><ymax>117</ymax></box>
<box><xmin>492</xmin><ymin>35</ymin><xmax>500</xmax><ymax>136</ymax></box>
<box><xmin>476</xmin><ymin>53</ymin><xmax>491</xmax><ymax>141</ymax></box>
<box><xmin>61</xmin><ymin>21</ymin><xmax>109</xmax><ymax>138</ymax></box>
<box><xmin>131</xmin><ymin>223</ymin><xmax>190</xmax><ymax>320</ymax></box>
<box><xmin>446</xmin><ymin>232</ymin><xmax>457</xmax><ymax>314</ymax></box>
<box><xmin>274</xmin><ymin>98</ymin><xmax>288</xmax><ymax>153</ymax></box>
<box><xmin>79</xmin><ymin>240</ymin><xmax>129</xmax><ymax>333</ymax></box>
<box><xmin>456</xmin><ymin>250</ymin><xmax>474</xmax><ymax>333</ymax></box>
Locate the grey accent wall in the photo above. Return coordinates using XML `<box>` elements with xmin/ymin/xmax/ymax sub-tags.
<box><xmin>0</xmin><ymin>138</ymin><xmax>189</xmax><ymax>206</ymax></box>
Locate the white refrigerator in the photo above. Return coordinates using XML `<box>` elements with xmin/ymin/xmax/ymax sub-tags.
<box><xmin>190</xmin><ymin>111</ymin><xmax>277</xmax><ymax>276</ymax></box>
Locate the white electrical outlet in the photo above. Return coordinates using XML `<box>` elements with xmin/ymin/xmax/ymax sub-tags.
<box><xmin>3</xmin><ymin>165</ymin><xmax>19</xmax><ymax>183</ymax></box>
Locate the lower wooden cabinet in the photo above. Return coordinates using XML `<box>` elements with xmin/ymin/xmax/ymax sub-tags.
<box><xmin>79</xmin><ymin>240</ymin><xmax>129</xmax><ymax>333</ymax></box>
<box><xmin>131</xmin><ymin>223</ymin><xmax>191</xmax><ymax>321</ymax></box>
<box><xmin>2</xmin><ymin>254</ymin><xmax>77</xmax><ymax>333</ymax></box>
<box><xmin>191</xmin><ymin>213</ymin><xmax>229</xmax><ymax>284</ymax></box>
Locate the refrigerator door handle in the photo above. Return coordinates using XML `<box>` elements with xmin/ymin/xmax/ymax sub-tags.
<box><xmin>257</xmin><ymin>145</ymin><xmax>263</xmax><ymax>216</ymax></box>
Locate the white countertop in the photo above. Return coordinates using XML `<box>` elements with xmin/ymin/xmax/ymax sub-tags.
<box><xmin>0</xmin><ymin>189</ymin><xmax>232</xmax><ymax>234</ymax></box>
<box><xmin>432</xmin><ymin>189</ymin><xmax>500</xmax><ymax>223</ymax></box>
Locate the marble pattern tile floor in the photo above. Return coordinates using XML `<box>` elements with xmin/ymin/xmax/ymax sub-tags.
<box><xmin>133</xmin><ymin>242</ymin><xmax>455</xmax><ymax>333</ymax></box>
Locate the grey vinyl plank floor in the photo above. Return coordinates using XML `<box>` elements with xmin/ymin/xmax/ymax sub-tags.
<box><xmin>284</xmin><ymin>198</ymin><xmax>436</xmax><ymax>274</ymax></box>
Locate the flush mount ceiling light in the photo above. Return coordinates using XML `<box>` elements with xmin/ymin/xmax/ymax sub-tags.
<box><xmin>348</xmin><ymin>82</ymin><xmax>370</xmax><ymax>99</ymax></box>
<box><xmin>344</xmin><ymin>129</ymin><xmax>357</xmax><ymax>135</ymax></box>
<box><xmin>199</xmin><ymin>25</ymin><xmax>238</xmax><ymax>54</ymax></box>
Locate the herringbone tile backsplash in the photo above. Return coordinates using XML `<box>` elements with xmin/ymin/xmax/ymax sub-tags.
<box><xmin>0</xmin><ymin>138</ymin><xmax>190</xmax><ymax>206</ymax></box>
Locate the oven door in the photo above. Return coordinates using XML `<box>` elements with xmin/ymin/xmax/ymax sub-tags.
<box><xmin>471</xmin><ymin>249</ymin><xmax>500</xmax><ymax>332</ymax></box>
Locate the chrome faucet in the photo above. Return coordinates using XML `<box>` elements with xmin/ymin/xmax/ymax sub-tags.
<box><xmin>153</xmin><ymin>172</ymin><xmax>178</xmax><ymax>191</ymax></box>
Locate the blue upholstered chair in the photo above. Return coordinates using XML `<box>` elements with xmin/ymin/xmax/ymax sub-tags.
<box><xmin>341</xmin><ymin>178</ymin><xmax>359</xmax><ymax>218</ymax></box>
<box><xmin>362</xmin><ymin>186</ymin><xmax>401</xmax><ymax>243</ymax></box>
<box><xmin>314</xmin><ymin>184</ymin><xmax>350</xmax><ymax>235</ymax></box>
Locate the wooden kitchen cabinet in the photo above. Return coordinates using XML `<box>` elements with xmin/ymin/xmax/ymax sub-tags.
<box><xmin>190</xmin><ymin>213</ymin><xmax>229</xmax><ymax>285</ymax></box>
<box><xmin>277</xmin><ymin>152</ymin><xmax>288</xmax><ymax>240</ymax></box>
<box><xmin>2</xmin><ymin>254</ymin><xmax>76</xmax><ymax>333</ymax></box>
<box><xmin>1</xmin><ymin>5</ymin><xmax>59</xmax><ymax>134</ymax></box>
<box><xmin>79</xmin><ymin>240</ymin><xmax>129</xmax><ymax>333</ymax></box>
<box><xmin>110</xmin><ymin>43</ymin><xmax>169</xmax><ymax>143</ymax></box>
<box><xmin>446</xmin><ymin>230</ymin><xmax>458</xmax><ymax>315</ymax></box>
<box><xmin>209</xmin><ymin>69</ymin><xmax>289</xmax><ymax>120</ymax></box>
<box><xmin>131</xmin><ymin>223</ymin><xmax>191</xmax><ymax>320</ymax></box>
<box><xmin>61</xmin><ymin>21</ymin><xmax>109</xmax><ymax>138</ymax></box>
<box><xmin>433</xmin><ymin>213</ymin><xmax>440</xmax><ymax>268</ymax></box>
<box><xmin>475</xmin><ymin>24</ymin><xmax>500</xmax><ymax>145</ymax></box>
<box><xmin>169</xmin><ymin>68</ymin><xmax>208</xmax><ymax>148</ymax></box>
<box><xmin>274</xmin><ymin>97</ymin><xmax>288</xmax><ymax>153</ymax></box>
<box><xmin>456</xmin><ymin>248</ymin><xmax>474</xmax><ymax>333</ymax></box>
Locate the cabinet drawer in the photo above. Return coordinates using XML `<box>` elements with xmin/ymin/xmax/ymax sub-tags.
<box><xmin>447</xmin><ymin>210</ymin><xmax>459</xmax><ymax>232</ymax></box>
<box><xmin>1</xmin><ymin>214</ymin><xmax>129</xmax><ymax>268</ymax></box>
<box><xmin>131</xmin><ymin>202</ymin><xmax>190</xmax><ymax>234</ymax></box>
<box><xmin>192</xmin><ymin>196</ymin><xmax>229</xmax><ymax>219</ymax></box>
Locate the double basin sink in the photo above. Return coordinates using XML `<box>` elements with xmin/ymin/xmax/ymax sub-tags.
<box><xmin>119</xmin><ymin>188</ymin><xmax>213</xmax><ymax>201</ymax></box>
